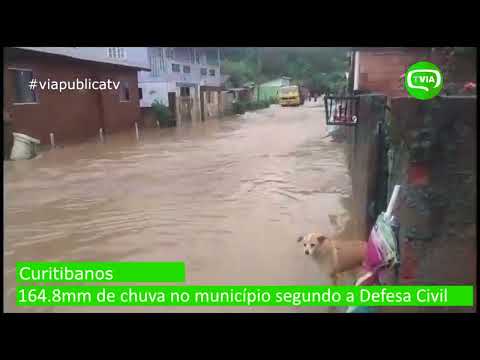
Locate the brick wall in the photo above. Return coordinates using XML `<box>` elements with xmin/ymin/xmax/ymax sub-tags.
<box><xmin>356</xmin><ymin>48</ymin><xmax>477</xmax><ymax>97</ymax></box>
<box><xmin>4</xmin><ymin>49</ymin><xmax>141</xmax><ymax>145</ymax></box>
<box><xmin>357</xmin><ymin>49</ymin><xmax>431</xmax><ymax>96</ymax></box>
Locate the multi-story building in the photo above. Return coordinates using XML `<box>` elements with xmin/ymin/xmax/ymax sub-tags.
<box><xmin>138</xmin><ymin>47</ymin><xmax>223</xmax><ymax>124</ymax></box>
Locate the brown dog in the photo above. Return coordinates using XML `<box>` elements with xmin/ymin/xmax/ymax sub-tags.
<box><xmin>297</xmin><ymin>232</ymin><xmax>366</xmax><ymax>285</ymax></box>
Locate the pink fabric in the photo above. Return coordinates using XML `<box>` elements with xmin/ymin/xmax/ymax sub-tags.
<box><xmin>364</xmin><ymin>227</ymin><xmax>384</xmax><ymax>272</ymax></box>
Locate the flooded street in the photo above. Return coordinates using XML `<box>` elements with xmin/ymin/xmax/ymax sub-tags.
<box><xmin>4</xmin><ymin>103</ymin><xmax>353</xmax><ymax>312</ymax></box>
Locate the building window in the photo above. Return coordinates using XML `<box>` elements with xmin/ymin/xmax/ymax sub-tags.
<box><xmin>183</xmin><ymin>65</ymin><xmax>191</xmax><ymax>74</ymax></box>
<box><xmin>200</xmin><ymin>68</ymin><xmax>207</xmax><ymax>76</ymax></box>
<box><xmin>180</xmin><ymin>87</ymin><xmax>190</xmax><ymax>97</ymax></box>
<box><xmin>138</xmin><ymin>87</ymin><xmax>143</xmax><ymax>100</ymax></box>
<box><xmin>172</xmin><ymin>64</ymin><xmax>180</xmax><ymax>72</ymax></box>
<box><xmin>209</xmin><ymin>69</ymin><xmax>216</xmax><ymax>77</ymax></box>
<box><xmin>108</xmin><ymin>47</ymin><xmax>126</xmax><ymax>59</ymax></box>
<box><xmin>119</xmin><ymin>81</ymin><xmax>130</xmax><ymax>102</ymax></box>
<box><xmin>189</xmin><ymin>48</ymin><xmax>195</xmax><ymax>64</ymax></box>
<box><xmin>165</xmin><ymin>47</ymin><xmax>175</xmax><ymax>59</ymax></box>
<box><xmin>10</xmin><ymin>69</ymin><xmax>37</xmax><ymax>104</ymax></box>
<box><xmin>150</xmin><ymin>50</ymin><xmax>165</xmax><ymax>77</ymax></box>
<box><xmin>196</xmin><ymin>52</ymin><xmax>200</xmax><ymax>64</ymax></box>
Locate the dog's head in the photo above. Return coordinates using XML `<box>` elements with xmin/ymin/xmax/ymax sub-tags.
<box><xmin>297</xmin><ymin>233</ymin><xmax>328</xmax><ymax>256</ymax></box>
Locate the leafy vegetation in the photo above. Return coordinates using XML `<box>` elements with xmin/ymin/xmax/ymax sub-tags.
<box><xmin>152</xmin><ymin>99</ymin><xmax>174</xmax><ymax>126</ymax></box>
<box><xmin>433</xmin><ymin>47</ymin><xmax>477</xmax><ymax>95</ymax></box>
<box><xmin>221</xmin><ymin>48</ymin><xmax>350</xmax><ymax>94</ymax></box>
<box><xmin>232</xmin><ymin>97</ymin><xmax>276</xmax><ymax>115</ymax></box>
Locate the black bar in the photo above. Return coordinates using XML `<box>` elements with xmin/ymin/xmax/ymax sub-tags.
<box><xmin>345</xmin><ymin>98</ymin><xmax>348</xmax><ymax>121</ymax></box>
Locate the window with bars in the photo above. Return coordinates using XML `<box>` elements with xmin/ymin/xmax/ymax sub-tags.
<box><xmin>189</xmin><ymin>48</ymin><xmax>195</xmax><ymax>64</ymax></box>
<box><xmin>119</xmin><ymin>81</ymin><xmax>130</xmax><ymax>102</ymax></box>
<box><xmin>209</xmin><ymin>69</ymin><xmax>216</xmax><ymax>77</ymax></box>
<box><xmin>180</xmin><ymin>87</ymin><xmax>190</xmax><ymax>97</ymax></box>
<box><xmin>150</xmin><ymin>51</ymin><xmax>165</xmax><ymax>77</ymax></box>
<box><xmin>165</xmin><ymin>47</ymin><xmax>175</xmax><ymax>59</ymax></box>
<box><xmin>10</xmin><ymin>69</ymin><xmax>38</xmax><ymax>104</ymax></box>
<box><xmin>200</xmin><ymin>68</ymin><xmax>207</xmax><ymax>76</ymax></box>
<box><xmin>183</xmin><ymin>65</ymin><xmax>191</xmax><ymax>74</ymax></box>
<box><xmin>172</xmin><ymin>64</ymin><xmax>180</xmax><ymax>72</ymax></box>
<box><xmin>108</xmin><ymin>47</ymin><xmax>126</xmax><ymax>59</ymax></box>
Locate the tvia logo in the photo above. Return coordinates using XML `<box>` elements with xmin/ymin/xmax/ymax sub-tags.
<box><xmin>405</xmin><ymin>61</ymin><xmax>443</xmax><ymax>100</ymax></box>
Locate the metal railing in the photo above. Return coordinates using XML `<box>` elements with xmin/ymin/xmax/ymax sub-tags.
<box><xmin>324</xmin><ymin>95</ymin><xmax>360</xmax><ymax>126</ymax></box>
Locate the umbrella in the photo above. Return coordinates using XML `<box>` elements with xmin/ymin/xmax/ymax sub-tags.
<box><xmin>364</xmin><ymin>185</ymin><xmax>401</xmax><ymax>274</ymax></box>
<box><xmin>347</xmin><ymin>186</ymin><xmax>401</xmax><ymax>313</ymax></box>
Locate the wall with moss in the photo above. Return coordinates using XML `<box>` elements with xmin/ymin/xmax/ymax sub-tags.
<box><xmin>343</xmin><ymin>95</ymin><xmax>476</xmax><ymax>311</ymax></box>
<box><xmin>387</xmin><ymin>97</ymin><xmax>476</xmax><ymax>292</ymax></box>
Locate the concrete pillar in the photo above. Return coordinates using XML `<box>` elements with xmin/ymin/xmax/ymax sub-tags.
<box><xmin>175</xmin><ymin>87</ymin><xmax>181</xmax><ymax>127</ymax></box>
<box><xmin>191</xmin><ymin>85</ymin><xmax>198</xmax><ymax>124</ymax></box>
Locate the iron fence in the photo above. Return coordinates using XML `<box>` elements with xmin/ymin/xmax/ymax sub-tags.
<box><xmin>324</xmin><ymin>95</ymin><xmax>360</xmax><ymax>126</ymax></box>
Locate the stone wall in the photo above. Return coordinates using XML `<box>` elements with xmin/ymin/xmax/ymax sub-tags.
<box><xmin>343</xmin><ymin>94</ymin><xmax>476</xmax><ymax>311</ymax></box>
<box><xmin>387</xmin><ymin>96</ymin><xmax>476</xmax><ymax>312</ymax></box>
<box><xmin>342</xmin><ymin>94</ymin><xmax>388</xmax><ymax>241</ymax></box>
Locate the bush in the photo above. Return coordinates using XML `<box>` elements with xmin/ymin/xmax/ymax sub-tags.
<box><xmin>262</xmin><ymin>99</ymin><xmax>271</xmax><ymax>108</ymax></box>
<box><xmin>232</xmin><ymin>101</ymin><xmax>246</xmax><ymax>114</ymax></box>
<box><xmin>152</xmin><ymin>99</ymin><xmax>173</xmax><ymax>125</ymax></box>
<box><xmin>233</xmin><ymin>98</ymin><xmax>274</xmax><ymax>114</ymax></box>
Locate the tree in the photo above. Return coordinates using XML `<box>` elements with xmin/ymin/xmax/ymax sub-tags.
<box><xmin>221</xmin><ymin>47</ymin><xmax>349</xmax><ymax>92</ymax></box>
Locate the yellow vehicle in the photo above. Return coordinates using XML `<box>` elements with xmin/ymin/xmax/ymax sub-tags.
<box><xmin>279</xmin><ymin>85</ymin><xmax>304</xmax><ymax>106</ymax></box>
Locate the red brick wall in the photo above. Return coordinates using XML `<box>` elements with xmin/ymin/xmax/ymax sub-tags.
<box><xmin>357</xmin><ymin>49</ymin><xmax>431</xmax><ymax>96</ymax></box>
<box><xmin>357</xmin><ymin>49</ymin><xmax>477</xmax><ymax>96</ymax></box>
<box><xmin>4</xmin><ymin>49</ymin><xmax>140</xmax><ymax>144</ymax></box>
<box><xmin>96</xmin><ymin>69</ymin><xmax>140</xmax><ymax>135</ymax></box>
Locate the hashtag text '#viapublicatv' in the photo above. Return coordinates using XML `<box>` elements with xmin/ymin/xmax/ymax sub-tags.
<box><xmin>29</xmin><ymin>78</ymin><xmax>120</xmax><ymax>93</ymax></box>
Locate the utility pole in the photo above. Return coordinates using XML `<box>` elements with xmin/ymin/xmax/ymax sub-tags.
<box><xmin>256</xmin><ymin>47</ymin><xmax>262</xmax><ymax>102</ymax></box>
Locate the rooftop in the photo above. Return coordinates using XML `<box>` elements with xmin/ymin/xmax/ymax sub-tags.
<box><xmin>13</xmin><ymin>47</ymin><xmax>151</xmax><ymax>71</ymax></box>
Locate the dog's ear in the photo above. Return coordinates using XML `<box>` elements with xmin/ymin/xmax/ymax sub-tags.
<box><xmin>317</xmin><ymin>235</ymin><xmax>327</xmax><ymax>243</ymax></box>
<box><xmin>297</xmin><ymin>236</ymin><xmax>303</xmax><ymax>242</ymax></box>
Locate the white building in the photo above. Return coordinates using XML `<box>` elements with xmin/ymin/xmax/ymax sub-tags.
<box><xmin>138</xmin><ymin>47</ymin><xmax>223</xmax><ymax>123</ymax></box>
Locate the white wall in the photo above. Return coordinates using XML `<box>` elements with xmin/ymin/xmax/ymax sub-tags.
<box><xmin>354</xmin><ymin>51</ymin><xmax>360</xmax><ymax>91</ymax></box>
<box><xmin>139</xmin><ymin>81</ymin><xmax>176</xmax><ymax>108</ymax></box>
<box><xmin>138</xmin><ymin>47</ymin><xmax>222</xmax><ymax>107</ymax></box>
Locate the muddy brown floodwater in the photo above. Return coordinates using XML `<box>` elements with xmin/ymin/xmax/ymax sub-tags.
<box><xmin>4</xmin><ymin>103</ymin><xmax>354</xmax><ymax>313</ymax></box>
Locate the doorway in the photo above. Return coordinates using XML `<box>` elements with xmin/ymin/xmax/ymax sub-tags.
<box><xmin>168</xmin><ymin>92</ymin><xmax>176</xmax><ymax>121</ymax></box>
<box><xmin>200</xmin><ymin>87</ymin><xmax>205</xmax><ymax>122</ymax></box>
<box><xmin>178</xmin><ymin>87</ymin><xmax>193</xmax><ymax>123</ymax></box>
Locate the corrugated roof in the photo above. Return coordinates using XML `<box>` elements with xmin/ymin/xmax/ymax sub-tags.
<box><xmin>14</xmin><ymin>47</ymin><xmax>151</xmax><ymax>71</ymax></box>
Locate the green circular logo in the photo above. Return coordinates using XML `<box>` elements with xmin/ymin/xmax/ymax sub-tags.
<box><xmin>404</xmin><ymin>61</ymin><xmax>443</xmax><ymax>100</ymax></box>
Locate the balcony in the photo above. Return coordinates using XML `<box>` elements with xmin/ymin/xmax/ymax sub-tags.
<box><xmin>141</xmin><ymin>48</ymin><xmax>221</xmax><ymax>87</ymax></box>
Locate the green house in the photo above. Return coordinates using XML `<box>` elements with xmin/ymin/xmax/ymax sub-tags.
<box><xmin>256</xmin><ymin>77</ymin><xmax>291</xmax><ymax>101</ymax></box>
